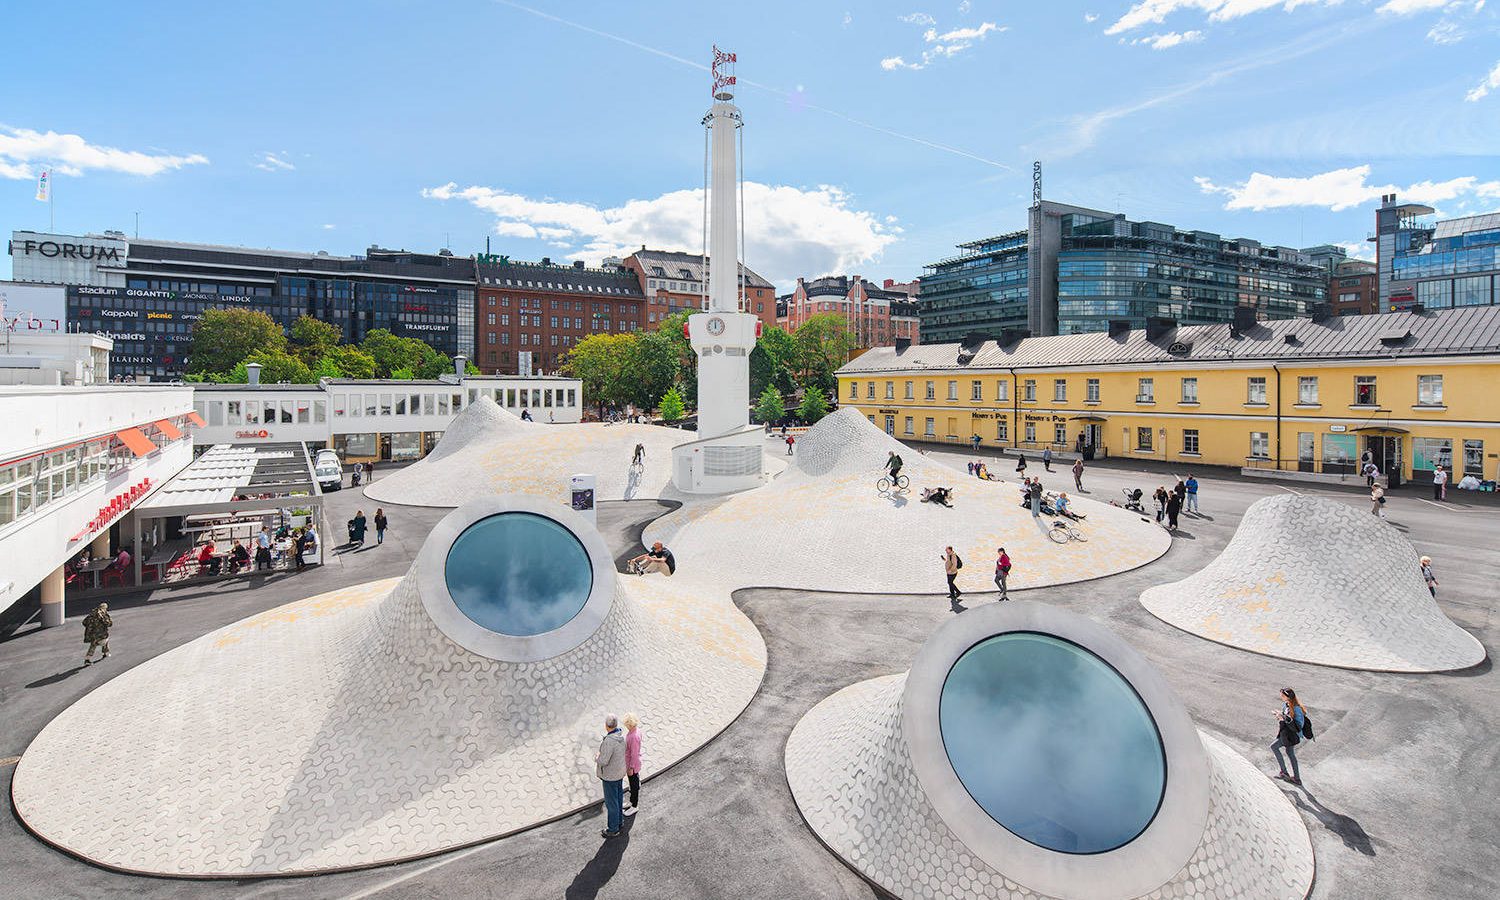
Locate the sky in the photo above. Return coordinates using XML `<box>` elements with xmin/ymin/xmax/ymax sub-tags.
<box><xmin>2</xmin><ymin>0</ymin><xmax>1498</xmax><ymax>290</ymax></box>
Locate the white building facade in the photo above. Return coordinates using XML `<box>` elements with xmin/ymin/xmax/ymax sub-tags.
<box><xmin>0</xmin><ymin>385</ymin><xmax>195</xmax><ymax>627</ymax></box>
<box><xmin>0</xmin><ymin>332</ymin><xmax>113</xmax><ymax>386</ymax></box>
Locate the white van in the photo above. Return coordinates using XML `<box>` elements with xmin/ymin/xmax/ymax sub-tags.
<box><xmin>314</xmin><ymin>449</ymin><xmax>343</xmax><ymax>492</ymax></box>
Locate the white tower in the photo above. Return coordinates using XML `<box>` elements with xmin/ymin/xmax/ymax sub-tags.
<box><xmin>671</xmin><ymin>47</ymin><xmax>766</xmax><ymax>494</ymax></box>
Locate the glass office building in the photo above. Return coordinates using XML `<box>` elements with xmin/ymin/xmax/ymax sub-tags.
<box><xmin>1378</xmin><ymin>199</ymin><xmax>1500</xmax><ymax>313</ymax></box>
<box><xmin>919</xmin><ymin>201</ymin><xmax>1327</xmax><ymax>342</ymax></box>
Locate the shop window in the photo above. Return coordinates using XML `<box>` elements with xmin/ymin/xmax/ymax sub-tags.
<box><xmin>1463</xmin><ymin>440</ymin><xmax>1485</xmax><ymax>477</ymax></box>
<box><xmin>997</xmin><ymin>418</ymin><xmax>1008</xmax><ymax>442</ymax></box>
<box><xmin>1136</xmin><ymin>427</ymin><xmax>1153</xmax><ymax>451</ymax></box>
<box><xmin>1249</xmin><ymin>432</ymin><xmax>1270</xmax><ymax>460</ymax></box>
<box><xmin>1183</xmin><ymin>429</ymin><xmax>1200</xmax><ymax>454</ymax></box>
<box><xmin>1053</xmin><ymin>422</ymin><xmax>1066</xmax><ymax>445</ymax></box>
<box><xmin>1024</xmin><ymin>422</ymin><xmax>1036</xmax><ymax>444</ymax></box>
<box><xmin>1412</xmin><ymin>437</ymin><xmax>1452</xmax><ymax>472</ymax></box>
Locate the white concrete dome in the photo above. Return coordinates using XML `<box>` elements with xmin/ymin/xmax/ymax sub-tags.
<box><xmin>785</xmin><ymin>601</ymin><xmax>1315</xmax><ymax>900</ymax></box>
<box><xmin>11</xmin><ymin>495</ymin><xmax>764</xmax><ymax>876</ymax></box>
<box><xmin>1140</xmin><ymin>494</ymin><xmax>1485</xmax><ymax>672</ymax></box>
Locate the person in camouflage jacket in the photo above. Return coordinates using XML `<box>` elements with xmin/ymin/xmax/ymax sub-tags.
<box><xmin>83</xmin><ymin>603</ymin><xmax>111</xmax><ymax>665</ymax></box>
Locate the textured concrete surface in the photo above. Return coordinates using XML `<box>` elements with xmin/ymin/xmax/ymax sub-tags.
<box><xmin>1141</xmin><ymin>494</ymin><xmax>1485</xmax><ymax>672</ymax></box>
<box><xmin>1</xmin><ymin>440</ymin><xmax>1497</xmax><ymax>899</ymax></box>
<box><xmin>647</xmin><ymin>410</ymin><xmax>1171</xmax><ymax>593</ymax></box>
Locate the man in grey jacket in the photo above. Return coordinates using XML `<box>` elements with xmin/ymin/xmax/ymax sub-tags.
<box><xmin>596</xmin><ymin>714</ymin><xmax>627</xmax><ymax>838</ymax></box>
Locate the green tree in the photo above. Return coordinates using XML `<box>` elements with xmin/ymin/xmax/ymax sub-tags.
<box><xmin>320</xmin><ymin>344</ymin><xmax>378</xmax><ymax>380</ymax></box>
<box><xmin>288</xmin><ymin>315</ymin><xmax>342</xmax><ymax>366</ymax></box>
<box><xmin>563</xmin><ymin>332</ymin><xmax>635</xmax><ymax>416</ymax></box>
<box><xmin>754</xmin><ymin>385</ymin><xmax>785</xmax><ymax>424</ymax></box>
<box><xmin>659</xmin><ymin>386</ymin><xmax>686</xmax><ymax>423</ymax></box>
<box><xmin>227</xmin><ymin>348</ymin><xmax>314</xmax><ymax>384</ymax></box>
<box><xmin>791</xmin><ymin>312</ymin><xmax>855</xmax><ymax>397</ymax></box>
<box><xmin>750</xmin><ymin>324</ymin><xmax>798</xmax><ymax>399</ymax></box>
<box><xmin>656</xmin><ymin>310</ymin><xmax>697</xmax><ymax>406</ymax></box>
<box><xmin>389</xmin><ymin>366</ymin><xmax>416</xmax><ymax>381</ymax></box>
<box><xmin>463</xmin><ymin>359</ymin><xmax>481</xmax><ymax>376</ymax></box>
<box><xmin>797</xmin><ymin>385</ymin><xmax>830</xmax><ymax>424</ymax></box>
<box><xmin>623</xmin><ymin>328</ymin><xmax>679</xmax><ymax>411</ymax></box>
<box><xmin>188</xmin><ymin>308</ymin><xmax>286</xmax><ymax>375</ymax></box>
<box><xmin>311</xmin><ymin>355</ymin><xmax>342</xmax><ymax>381</ymax></box>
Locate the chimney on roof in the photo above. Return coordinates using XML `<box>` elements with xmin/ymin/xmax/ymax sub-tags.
<box><xmin>1107</xmin><ymin>319</ymin><xmax>1131</xmax><ymax>338</ymax></box>
<box><xmin>541</xmin><ymin>257</ymin><xmax>551</xmax><ymax>266</ymax></box>
<box><xmin>894</xmin><ymin>337</ymin><xmax>912</xmax><ymax>353</ymax></box>
<box><xmin>453</xmin><ymin>355</ymin><xmax>467</xmax><ymax>379</ymax></box>
<box><xmin>1146</xmin><ymin>317</ymin><xmax>1176</xmax><ymax>341</ymax></box>
<box><xmin>573</xmin><ymin>260</ymin><xmax>585</xmax><ymax>269</ymax></box>
<box><xmin>998</xmin><ymin>328</ymin><xmax>1029</xmax><ymax>347</ymax></box>
<box><xmin>245</xmin><ymin>362</ymin><xmax>262</xmax><ymax>387</ymax></box>
<box><xmin>1311</xmin><ymin>303</ymin><xmax>1334</xmax><ymax>323</ymax></box>
<box><xmin>1231</xmin><ymin>305</ymin><xmax>1257</xmax><ymax>334</ymax></box>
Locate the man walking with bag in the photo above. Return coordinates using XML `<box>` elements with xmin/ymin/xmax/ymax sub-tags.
<box><xmin>82</xmin><ymin>602</ymin><xmax>112</xmax><ymax>666</ymax></box>
<box><xmin>942</xmin><ymin>546</ymin><xmax>962</xmax><ymax>602</ymax></box>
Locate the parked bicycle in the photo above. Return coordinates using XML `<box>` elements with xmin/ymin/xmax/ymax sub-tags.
<box><xmin>1048</xmin><ymin>519</ymin><xmax>1088</xmax><ymax>543</ymax></box>
<box><xmin>877</xmin><ymin>473</ymin><xmax>911</xmax><ymax>494</ymax></box>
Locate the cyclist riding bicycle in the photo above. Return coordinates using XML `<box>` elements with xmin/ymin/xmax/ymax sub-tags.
<box><xmin>885</xmin><ymin>451</ymin><xmax>904</xmax><ymax>484</ymax></box>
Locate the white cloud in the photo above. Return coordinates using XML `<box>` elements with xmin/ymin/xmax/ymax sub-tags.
<box><xmin>932</xmin><ymin>22</ymin><xmax>1001</xmax><ymax>40</ymax></box>
<box><xmin>1105</xmin><ymin>0</ymin><xmax>1337</xmax><ymax>35</ymax></box>
<box><xmin>1375</xmin><ymin>0</ymin><xmax>1447</xmax><ymax>13</ymax></box>
<box><xmin>1134</xmin><ymin>30</ymin><xmax>1204</xmax><ymax>48</ymax></box>
<box><xmin>842</xmin><ymin>11</ymin><xmax>852</xmax><ymax>26</ymax></box>
<box><xmin>321</xmin><ymin>224</ymin><xmax>336</xmax><ymax>230</ymax></box>
<box><xmin>898</xmin><ymin>12</ymin><xmax>936</xmax><ymax>24</ymax></box>
<box><xmin>253</xmin><ymin>151</ymin><xmax>295</xmax><ymax>172</ymax></box>
<box><xmin>881</xmin><ymin>56</ymin><xmax>914</xmax><ymax>70</ymax></box>
<box><xmin>423</xmin><ymin>181</ymin><xmax>899</xmax><ymax>287</ymax></box>
<box><xmin>1195</xmin><ymin>165</ymin><xmax>1500</xmax><ymax>211</ymax></box>
<box><xmin>1426</xmin><ymin>20</ymin><xmax>1465</xmax><ymax>42</ymax></box>
<box><xmin>0</xmin><ymin>127</ymin><xmax>208</xmax><ymax>180</ymax></box>
<box><xmin>883</xmin><ymin>18</ymin><xmax>1004</xmax><ymax>70</ymax></box>
<box><xmin>1085</xmin><ymin>12</ymin><xmax>1100</xmax><ymax>21</ymax></box>
<box><xmin>1337</xmin><ymin>241</ymin><xmax>1376</xmax><ymax>262</ymax></box>
<box><xmin>1466</xmin><ymin>59</ymin><xmax>1500</xmax><ymax>101</ymax></box>
<box><xmin>957</xmin><ymin>0</ymin><xmax>972</xmax><ymax>12</ymax></box>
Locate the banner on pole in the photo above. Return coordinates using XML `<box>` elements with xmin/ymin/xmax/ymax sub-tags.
<box><xmin>35</xmin><ymin>169</ymin><xmax>50</xmax><ymax>202</ymax></box>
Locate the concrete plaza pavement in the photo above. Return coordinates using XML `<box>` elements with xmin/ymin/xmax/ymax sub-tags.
<box><xmin>1</xmin><ymin>442</ymin><xmax>1496</xmax><ymax>899</ymax></box>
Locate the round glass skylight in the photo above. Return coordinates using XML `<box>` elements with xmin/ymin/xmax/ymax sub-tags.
<box><xmin>939</xmin><ymin>632</ymin><xmax>1166</xmax><ymax>854</ymax></box>
<box><xmin>443</xmin><ymin>512</ymin><xmax>593</xmax><ymax>636</ymax></box>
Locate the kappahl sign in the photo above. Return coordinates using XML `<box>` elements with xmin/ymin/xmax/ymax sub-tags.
<box><xmin>10</xmin><ymin>238</ymin><xmax>122</xmax><ymax>261</ymax></box>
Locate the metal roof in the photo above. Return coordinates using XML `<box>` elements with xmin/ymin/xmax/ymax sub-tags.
<box><xmin>629</xmin><ymin>249</ymin><xmax>774</xmax><ymax>289</ymax></box>
<box><xmin>839</xmin><ymin>305</ymin><xmax>1500</xmax><ymax>374</ymax></box>
<box><xmin>478</xmin><ymin>260</ymin><xmax>644</xmax><ymax>297</ymax></box>
<box><xmin>1433</xmin><ymin>211</ymin><xmax>1500</xmax><ymax>240</ymax></box>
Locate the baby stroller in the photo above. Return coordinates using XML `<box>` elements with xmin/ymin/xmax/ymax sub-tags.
<box><xmin>1120</xmin><ymin>488</ymin><xmax>1146</xmax><ymax>514</ymax></box>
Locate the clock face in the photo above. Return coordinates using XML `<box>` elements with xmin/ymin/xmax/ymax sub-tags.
<box><xmin>705</xmin><ymin>316</ymin><xmax>726</xmax><ymax>336</ymax></box>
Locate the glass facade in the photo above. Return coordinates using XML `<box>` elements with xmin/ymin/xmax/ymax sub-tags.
<box><xmin>919</xmin><ymin>232</ymin><xmax>1030</xmax><ymax>343</ymax></box>
<box><xmin>1386</xmin><ymin>211</ymin><xmax>1500</xmax><ymax>313</ymax></box>
<box><xmin>443</xmin><ymin>512</ymin><xmax>593</xmax><ymax>636</ymax></box>
<box><xmin>939</xmin><ymin>632</ymin><xmax>1166</xmax><ymax>854</ymax></box>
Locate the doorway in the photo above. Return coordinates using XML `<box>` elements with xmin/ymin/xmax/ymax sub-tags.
<box><xmin>885</xmin><ymin>415</ymin><xmax>895</xmax><ymax>436</ymax></box>
<box><xmin>1365</xmin><ymin>435</ymin><xmax>1402</xmax><ymax>488</ymax></box>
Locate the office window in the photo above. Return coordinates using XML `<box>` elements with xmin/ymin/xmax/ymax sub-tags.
<box><xmin>849</xmin><ymin>381</ymin><xmax>858</xmax><ymax>399</ymax></box>
<box><xmin>1249</xmin><ymin>432</ymin><xmax>1270</xmax><ymax>459</ymax></box>
<box><xmin>996</xmin><ymin>380</ymin><xmax>1009</xmax><ymax>402</ymax></box>
<box><xmin>904</xmin><ymin>416</ymin><xmax>914</xmax><ymax>435</ymax></box>
<box><xmin>971</xmin><ymin>380</ymin><xmax>983</xmax><ymax>401</ymax></box>
<box><xmin>867</xmin><ymin>382</ymin><xmax>875</xmax><ymax>400</ymax></box>
<box><xmin>924</xmin><ymin>417</ymin><xmax>935</xmax><ymax>437</ymax></box>
<box><xmin>1022</xmin><ymin>379</ymin><xmax>1036</xmax><ymax>402</ymax></box>
<box><xmin>1298</xmin><ymin>376</ymin><xmax>1318</xmax><ymax>404</ymax></box>
<box><xmin>1139</xmin><ymin>378</ymin><xmax>1156</xmax><ymax>403</ymax></box>
<box><xmin>926</xmin><ymin>381</ymin><xmax>936</xmax><ymax>400</ymax></box>
<box><xmin>1354</xmin><ymin>375</ymin><xmax>1377</xmax><ymax>405</ymax></box>
<box><xmin>1086</xmin><ymin>378</ymin><xmax>1100</xmax><ymax>402</ymax></box>
<box><xmin>996</xmin><ymin>418</ymin><xmax>1008</xmax><ymax>442</ymax></box>
<box><xmin>1178</xmin><ymin>378</ymin><xmax>1195</xmax><ymax>403</ymax></box>
<box><xmin>886</xmin><ymin>381</ymin><xmax>895</xmax><ymax>400</ymax></box>
<box><xmin>1418</xmin><ymin>374</ymin><xmax>1443</xmax><ymax>406</ymax></box>
<box><xmin>1183</xmin><ymin>429</ymin><xmax>1200</xmax><ymax>454</ymax></box>
<box><xmin>1053</xmin><ymin>379</ymin><xmax>1067</xmax><ymax>402</ymax></box>
<box><xmin>1136</xmin><ymin>427</ymin><xmax>1153</xmax><ymax>451</ymax></box>
<box><xmin>1247</xmin><ymin>377</ymin><xmax>1267</xmax><ymax>404</ymax></box>
<box><xmin>905</xmin><ymin>380</ymin><xmax>914</xmax><ymax>400</ymax></box>
<box><xmin>947</xmin><ymin>380</ymin><xmax>958</xmax><ymax>401</ymax></box>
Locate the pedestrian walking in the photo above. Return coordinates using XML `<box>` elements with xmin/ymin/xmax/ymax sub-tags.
<box><xmin>1072</xmin><ymin>457</ymin><xmax>1084</xmax><ymax>492</ymax></box>
<box><xmin>350</xmin><ymin>510</ymin><xmax>368</xmax><ymax>546</ymax></box>
<box><xmin>596</xmin><ymin>714</ymin><xmax>627</xmax><ymax>838</ymax></box>
<box><xmin>256</xmin><ymin>525</ymin><xmax>274</xmax><ymax>571</ymax></box>
<box><xmin>1029</xmin><ymin>479</ymin><xmax>1043</xmax><ymax>517</ymax></box>
<box><xmin>1042</xmin><ymin>447</ymin><xmax>1053</xmax><ymax>472</ymax></box>
<box><xmin>1185</xmin><ymin>474</ymin><xmax>1199</xmax><ymax>514</ymax></box>
<box><xmin>785</xmin><ymin>434</ymin><xmax>796</xmax><ymax>456</ymax></box>
<box><xmin>1271</xmin><ymin>687</ymin><xmax>1309</xmax><ymax>786</ymax></box>
<box><xmin>942</xmin><ymin>546</ymin><xmax>962</xmax><ymax>601</ymax></box>
<box><xmin>1153</xmin><ymin>486</ymin><xmax>1169</xmax><ymax>524</ymax></box>
<box><xmin>374</xmin><ymin>508</ymin><xmax>388</xmax><ymax>545</ymax></box>
<box><xmin>1015</xmin><ymin>452</ymin><xmax>1027</xmax><ymax>474</ymax></box>
<box><xmin>1371</xmin><ymin>483</ymin><xmax>1387</xmax><ymax>518</ymax></box>
<box><xmin>1433</xmin><ymin>465</ymin><xmax>1447</xmax><ymax>501</ymax></box>
<box><xmin>1362</xmin><ymin>460</ymin><xmax>1379</xmax><ymax>488</ymax></box>
<box><xmin>365</xmin><ymin>461</ymin><xmax>375</xmax><ymax>483</ymax></box>
<box><xmin>623</xmin><ymin>713</ymin><xmax>643</xmax><ymax>816</ymax></box>
<box><xmin>993</xmin><ymin>547</ymin><xmax>1011</xmax><ymax>600</ymax></box>
<box><xmin>971</xmin><ymin>434</ymin><xmax>981</xmax><ymax>452</ymax></box>
<box><xmin>967</xmin><ymin>460</ymin><xmax>976</xmax><ymax>476</ymax></box>
<box><xmin>82</xmin><ymin>602</ymin><xmax>111</xmax><ymax>666</ymax></box>
<box><xmin>1420</xmin><ymin>556</ymin><xmax>1438</xmax><ymax>597</ymax></box>
<box><xmin>1166</xmin><ymin>489</ymin><xmax>1182</xmax><ymax>531</ymax></box>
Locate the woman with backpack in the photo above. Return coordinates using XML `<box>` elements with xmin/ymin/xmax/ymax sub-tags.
<box><xmin>993</xmin><ymin>547</ymin><xmax>1011</xmax><ymax>601</ymax></box>
<box><xmin>1272</xmin><ymin>687</ymin><xmax>1310</xmax><ymax>786</ymax></box>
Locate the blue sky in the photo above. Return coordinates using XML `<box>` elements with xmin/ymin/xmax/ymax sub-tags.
<box><xmin>2</xmin><ymin>0</ymin><xmax>1498</xmax><ymax>289</ymax></box>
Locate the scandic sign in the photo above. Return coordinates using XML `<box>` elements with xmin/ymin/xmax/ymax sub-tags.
<box><xmin>10</xmin><ymin>239</ymin><xmax>122</xmax><ymax>261</ymax></box>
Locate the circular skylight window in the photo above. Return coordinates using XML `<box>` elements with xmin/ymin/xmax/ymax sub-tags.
<box><xmin>939</xmin><ymin>632</ymin><xmax>1166</xmax><ymax>854</ymax></box>
<box><xmin>418</xmin><ymin>495</ymin><xmax>615</xmax><ymax>662</ymax></box>
<box><xmin>444</xmin><ymin>512</ymin><xmax>594</xmax><ymax>637</ymax></box>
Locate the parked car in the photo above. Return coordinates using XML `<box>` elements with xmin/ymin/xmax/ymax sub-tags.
<box><xmin>314</xmin><ymin>450</ymin><xmax>343</xmax><ymax>492</ymax></box>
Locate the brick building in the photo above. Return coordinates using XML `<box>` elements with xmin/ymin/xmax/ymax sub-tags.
<box><xmin>779</xmin><ymin>275</ymin><xmax>920</xmax><ymax>347</ymax></box>
<box><xmin>1303</xmin><ymin>244</ymin><xmax>1378</xmax><ymax>316</ymax></box>
<box><xmin>620</xmin><ymin>248</ymin><xmax>777</xmax><ymax>331</ymax></box>
<box><xmin>475</xmin><ymin>258</ymin><xmax>645</xmax><ymax>375</ymax></box>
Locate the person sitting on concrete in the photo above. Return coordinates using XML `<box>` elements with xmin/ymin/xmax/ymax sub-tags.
<box><xmin>1054</xmin><ymin>492</ymin><xmax>1085</xmax><ymax>521</ymax></box>
<box><xmin>921</xmin><ymin>486</ymin><xmax>954</xmax><ymax>507</ymax></box>
<box><xmin>629</xmin><ymin>541</ymin><xmax>676</xmax><ymax>576</ymax></box>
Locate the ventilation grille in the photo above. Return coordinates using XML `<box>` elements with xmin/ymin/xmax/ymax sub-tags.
<box><xmin>703</xmin><ymin>445</ymin><xmax>762</xmax><ymax>476</ymax></box>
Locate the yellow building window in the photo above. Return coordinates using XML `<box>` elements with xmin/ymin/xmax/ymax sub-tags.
<box><xmin>904</xmin><ymin>381</ymin><xmax>914</xmax><ymax>400</ymax></box>
<box><xmin>1053</xmin><ymin>379</ymin><xmax>1067</xmax><ymax>402</ymax></box>
<box><xmin>971</xmin><ymin>380</ymin><xmax>983</xmax><ymax>401</ymax></box>
<box><xmin>926</xmin><ymin>381</ymin><xmax>936</xmax><ymax>400</ymax></box>
<box><xmin>1023</xmin><ymin>379</ymin><xmax>1037</xmax><ymax>402</ymax></box>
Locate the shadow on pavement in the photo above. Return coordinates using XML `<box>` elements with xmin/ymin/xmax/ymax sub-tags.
<box><xmin>1289</xmin><ymin>789</ymin><xmax>1376</xmax><ymax>857</ymax></box>
<box><xmin>25</xmin><ymin>666</ymin><xmax>86</xmax><ymax>689</ymax></box>
<box><xmin>564</xmin><ymin>814</ymin><xmax>635</xmax><ymax>900</ymax></box>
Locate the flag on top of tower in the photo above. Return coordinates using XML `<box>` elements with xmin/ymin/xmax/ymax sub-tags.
<box><xmin>35</xmin><ymin>169</ymin><xmax>50</xmax><ymax>202</ymax></box>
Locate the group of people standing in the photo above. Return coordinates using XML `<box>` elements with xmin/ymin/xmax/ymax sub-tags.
<box><xmin>1151</xmin><ymin>474</ymin><xmax>1199</xmax><ymax>531</ymax></box>
<box><xmin>594</xmin><ymin>713</ymin><xmax>644</xmax><ymax>838</ymax></box>
<box><xmin>345</xmin><ymin>509</ymin><xmax>389</xmax><ymax>548</ymax></box>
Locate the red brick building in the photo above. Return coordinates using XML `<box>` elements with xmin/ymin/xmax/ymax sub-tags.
<box><xmin>475</xmin><ymin>258</ymin><xmax>645</xmax><ymax>375</ymax></box>
<box><xmin>620</xmin><ymin>248</ymin><xmax>777</xmax><ymax>331</ymax></box>
<box><xmin>1329</xmin><ymin>259</ymin><xmax>1378</xmax><ymax>316</ymax></box>
<box><xmin>779</xmin><ymin>275</ymin><xmax>920</xmax><ymax>347</ymax></box>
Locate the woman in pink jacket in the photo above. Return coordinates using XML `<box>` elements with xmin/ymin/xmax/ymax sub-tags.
<box><xmin>623</xmin><ymin>713</ymin><xmax>642</xmax><ymax>815</ymax></box>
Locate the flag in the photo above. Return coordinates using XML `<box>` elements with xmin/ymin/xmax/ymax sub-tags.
<box><xmin>35</xmin><ymin>169</ymin><xmax>50</xmax><ymax>202</ymax></box>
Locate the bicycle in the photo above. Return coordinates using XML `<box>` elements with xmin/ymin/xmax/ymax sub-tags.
<box><xmin>877</xmin><ymin>473</ymin><xmax>910</xmax><ymax>494</ymax></box>
<box><xmin>1048</xmin><ymin>519</ymin><xmax>1088</xmax><ymax>543</ymax></box>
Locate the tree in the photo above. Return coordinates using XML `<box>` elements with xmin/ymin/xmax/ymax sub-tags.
<box><xmin>791</xmin><ymin>312</ymin><xmax>855</xmax><ymax>397</ymax></box>
<box><xmin>389</xmin><ymin>366</ymin><xmax>416</xmax><ymax>381</ymax></box>
<box><xmin>656</xmin><ymin>310</ymin><xmax>697</xmax><ymax>406</ymax></box>
<box><xmin>797</xmin><ymin>385</ymin><xmax>830</xmax><ymax>424</ymax></box>
<box><xmin>320</xmin><ymin>344</ymin><xmax>378</xmax><ymax>380</ymax></box>
<box><xmin>563</xmin><ymin>333</ymin><xmax>634</xmax><ymax>416</ymax></box>
<box><xmin>188</xmin><ymin>308</ymin><xmax>286</xmax><ymax>375</ymax></box>
<box><xmin>227</xmin><ymin>349</ymin><xmax>313</xmax><ymax>384</ymax></box>
<box><xmin>750</xmin><ymin>325</ymin><xmax>797</xmax><ymax>399</ymax></box>
<box><xmin>311</xmin><ymin>355</ymin><xmax>342</xmax><ymax>382</ymax></box>
<box><xmin>623</xmin><ymin>328</ymin><xmax>679</xmax><ymax>412</ymax></box>
<box><xmin>659</xmin><ymin>387</ymin><xmax>686</xmax><ymax>424</ymax></box>
<box><xmin>754</xmin><ymin>385</ymin><xmax>785</xmax><ymax>424</ymax></box>
<box><xmin>289</xmin><ymin>315</ymin><xmax>342</xmax><ymax>366</ymax></box>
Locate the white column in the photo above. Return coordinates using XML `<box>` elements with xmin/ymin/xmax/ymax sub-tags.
<box><xmin>39</xmin><ymin>564</ymin><xmax>65</xmax><ymax>628</ymax></box>
<box><xmin>707</xmin><ymin>101</ymin><xmax>739</xmax><ymax>314</ymax></box>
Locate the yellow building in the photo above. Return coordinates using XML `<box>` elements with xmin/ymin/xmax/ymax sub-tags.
<box><xmin>837</xmin><ymin>305</ymin><xmax>1500</xmax><ymax>487</ymax></box>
